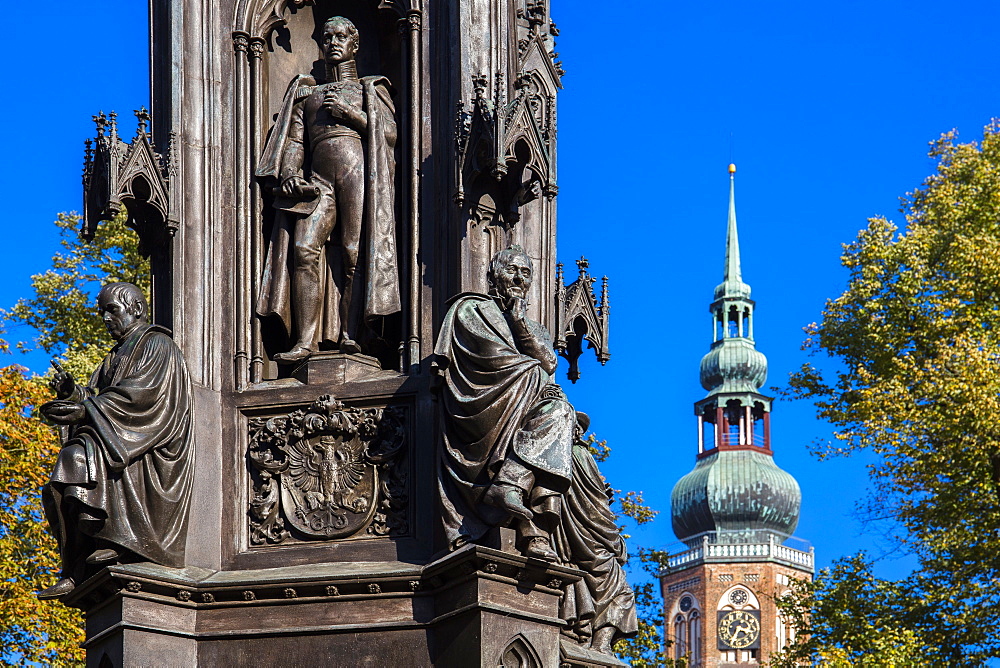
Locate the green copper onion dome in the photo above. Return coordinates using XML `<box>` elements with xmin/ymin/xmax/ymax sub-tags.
<box><xmin>699</xmin><ymin>339</ymin><xmax>767</xmax><ymax>394</ymax></box>
<box><xmin>671</xmin><ymin>164</ymin><xmax>801</xmax><ymax>544</ymax></box>
<box><xmin>671</xmin><ymin>450</ymin><xmax>801</xmax><ymax>541</ymax></box>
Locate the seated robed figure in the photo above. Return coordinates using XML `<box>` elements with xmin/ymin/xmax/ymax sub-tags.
<box><xmin>435</xmin><ymin>246</ymin><xmax>638</xmax><ymax>655</ymax></box>
<box><xmin>556</xmin><ymin>412</ymin><xmax>638</xmax><ymax>654</ymax></box>
<box><xmin>435</xmin><ymin>245</ymin><xmax>576</xmax><ymax>561</ymax></box>
<box><xmin>37</xmin><ymin>282</ymin><xmax>194</xmax><ymax>600</ymax></box>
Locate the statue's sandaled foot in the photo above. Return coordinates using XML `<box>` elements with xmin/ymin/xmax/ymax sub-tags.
<box><xmin>273</xmin><ymin>345</ymin><xmax>315</xmax><ymax>364</ymax></box>
<box><xmin>483</xmin><ymin>483</ymin><xmax>533</xmax><ymax>521</ymax></box>
<box><xmin>591</xmin><ymin>627</ymin><xmax>616</xmax><ymax>655</ymax></box>
<box><xmin>339</xmin><ymin>338</ymin><xmax>361</xmax><ymax>355</ymax></box>
<box><xmin>86</xmin><ymin>548</ymin><xmax>121</xmax><ymax>565</ymax></box>
<box><xmin>525</xmin><ymin>536</ymin><xmax>557</xmax><ymax>561</ymax></box>
<box><xmin>37</xmin><ymin>577</ymin><xmax>76</xmax><ymax>600</ymax></box>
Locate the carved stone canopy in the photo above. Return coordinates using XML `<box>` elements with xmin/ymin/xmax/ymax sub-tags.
<box><xmin>454</xmin><ymin>70</ymin><xmax>556</xmax><ymax>223</ymax></box>
<box><xmin>235</xmin><ymin>0</ymin><xmax>413</xmax><ymax>39</ymax></box>
<box><xmin>82</xmin><ymin>109</ymin><xmax>176</xmax><ymax>255</ymax></box>
<box><xmin>555</xmin><ymin>257</ymin><xmax>610</xmax><ymax>383</ymax></box>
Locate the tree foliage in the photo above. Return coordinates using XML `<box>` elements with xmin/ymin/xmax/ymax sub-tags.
<box><xmin>0</xmin><ymin>360</ymin><xmax>84</xmax><ymax>664</ymax></box>
<box><xmin>4</xmin><ymin>211</ymin><xmax>149</xmax><ymax>379</ymax></box>
<box><xmin>769</xmin><ymin>554</ymin><xmax>951</xmax><ymax>667</ymax></box>
<box><xmin>0</xmin><ymin>212</ymin><xmax>146</xmax><ymax>664</ymax></box>
<box><xmin>785</xmin><ymin>121</ymin><xmax>1000</xmax><ymax>663</ymax></box>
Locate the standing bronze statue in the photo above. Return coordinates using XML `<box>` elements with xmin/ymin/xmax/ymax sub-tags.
<box><xmin>37</xmin><ymin>283</ymin><xmax>193</xmax><ymax>600</ymax></box>
<box><xmin>257</xmin><ymin>15</ymin><xmax>400</xmax><ymax>363</ymax></box>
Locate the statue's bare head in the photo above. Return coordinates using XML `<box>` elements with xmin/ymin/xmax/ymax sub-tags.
<box><xmin>322</xmin><ymin>16</ymin><xmax>359</xmax><ymax>64</ymax></box>
<box><xmin>488</xmin><ymin>245</ymin><xmax>533</xmax><ymax>302</ymax></box>
<box><xmin>98</xmin><ymin>282</ymin><xmax>149</xmax><ymax>341</ymax></box>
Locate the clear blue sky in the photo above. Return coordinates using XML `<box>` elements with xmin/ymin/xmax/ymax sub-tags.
<box><xmin>4</xmin><ymin>1</ymin><xmax>1000</xmax><ymax>584</ymax></box>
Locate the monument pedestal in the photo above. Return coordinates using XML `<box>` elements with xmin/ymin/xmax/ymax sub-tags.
<box><xmin>289</xmin><ymin>352</ymin><xmax>391</xmax><ymax>385</ymax></box>
<box><xmin>69</xmin><ymin>543</ymin><xmax>620</xmax><ymax>667</ymax></box>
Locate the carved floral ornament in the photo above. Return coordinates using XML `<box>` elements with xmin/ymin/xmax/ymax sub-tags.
<box><xmin>248</xmin><ymin>395</ymin><xmax>408</xmax><ymax>544</ymax></box>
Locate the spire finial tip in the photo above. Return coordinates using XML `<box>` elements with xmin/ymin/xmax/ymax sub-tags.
<box><xmin>728</xmin><ymin>163</ymin><xmax>736</xmax><ymax>174</ymax></box>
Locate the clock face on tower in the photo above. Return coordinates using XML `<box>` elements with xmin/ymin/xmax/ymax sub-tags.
<box><xmin>717</xmin><ymin>609</ymin><xmax>761</xmax><ymax>650</ymax></box>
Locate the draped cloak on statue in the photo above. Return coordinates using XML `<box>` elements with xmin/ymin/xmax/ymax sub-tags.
<box><xmin>435</xmin><ymin>294</ymin><xmax>575</xmax><ymax>547</ymax></box>
<box><xmin>255</xmin><ymin>74</ymin><xmax>400</xmax><ymax>344</ymax></box>
<box><xmin>554</xmin><ymin>443</ymin><xmax>639</xmax><ymax>644</ymax></box>
<box><xmin>44</xmin><ymin>325</ymin><xmax>193</xmax><ymax>568</ymax></box>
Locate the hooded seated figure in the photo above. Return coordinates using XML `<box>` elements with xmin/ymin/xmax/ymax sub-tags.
<box><xmin>554</xmin><ymin>413</ymin><xmax>638</xmax><ymax>654</ymax></box>
<box><xmin>435</xmin><ymin>245</ymin><xmax>575</xmax><ymax>561</ymax></box>
<box><xmin>37</xmin><ymin>282</ymin><xmax>193</xmax><ymax>600</ymax></box>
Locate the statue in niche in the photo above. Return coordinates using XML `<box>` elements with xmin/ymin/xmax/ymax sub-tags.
<box><xmin>37</xmin><ymin>283</ymin><xmax>193</xmax><ymax>600</ymax></box>
<box><xmin>257</xmin><ymin>15</ymin><xmax>399</xmax><ymax>363</ymax></box>
<box><xmin>434</xmin><ymin>246</ymin><xmax>636</xmax><ymax>655</ymax></box>
<box><xmin>435</xmin><ymin>244</ymin><xmax>575</xmax><ymax>561</ymax></box>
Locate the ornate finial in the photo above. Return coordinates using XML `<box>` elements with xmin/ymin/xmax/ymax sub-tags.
<box><xmin>554</xmin><ymin>254</ymin><xmax>611</xmax><ymax>380</ymax></box>
<box><xmin>714</xmin><ymin>164</ymin><xmax>750</xmax><ymax>301</ymax></box>
<box><xmin>526</xmin><ymin>0</ymin><xmax>545</xmax><ymax>28</ymax></box>
<box><xmin>135</xmin><ymin>107</ymin><xmax>151</xmax><ymax>136</ymax></box>
<box><xmin>472</xmin><ymin>73</ymin><xmax>488</xmax><ymax>99</ymax></box>
<box><xmin>94</xmin><ymin>112</ymin><xmax>107</xmax><ymax>137</ymax></box>
<box><xmin>108</xmin><ymin>111</ymin><xmax>119</xmax><ymax>140</ymax></box>
<box><xmin>729</xmin><ymin>163</ymin><xmax>736</xmax><ymax>174</ymax></box>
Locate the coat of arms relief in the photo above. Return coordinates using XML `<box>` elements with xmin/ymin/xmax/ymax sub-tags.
<box><xmin>248</xmin><ymin>395</ymin><xmax>408</xmax><ymax>544</ymax></box>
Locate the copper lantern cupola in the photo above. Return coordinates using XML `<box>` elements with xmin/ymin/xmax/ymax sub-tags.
<box><xmin>671</xmin><ymin>164</ymin><xmax>802</xmax><ymax>544</ymax></box>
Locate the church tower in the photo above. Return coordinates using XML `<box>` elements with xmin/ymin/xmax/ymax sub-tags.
<box><xmin>659</xmin><ymin>165</ymin><xmax>813</xmax><ymax>666</ymax></box>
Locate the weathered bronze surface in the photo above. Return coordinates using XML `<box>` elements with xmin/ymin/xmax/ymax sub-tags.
<box><xmin>557</xmin><ymin>416</ymin><xmax>638</xmax><ymax>653</ymax></box>
<box><xmin>436</xmin><ymin>245</ymin><xmax>574</xmax><ymax>563</ymax></box>
<box><xmin>37</xmin><ymin>283</ymin><xmax>193</xmax><ymax>601</ymax></box>
<box><xmin>256</xmin><ymin>16</ymin><xmax>400</xmax><ymax>364</ymax></box>
<box><xmin>435</xmin><ymin>247</ymin><xmax>636</xmax><ymax>656</ymax></box>
<box><xmin>67</xmin><ymin>1</ymin><xmax>631</xmax><ymax>664</ymax></box>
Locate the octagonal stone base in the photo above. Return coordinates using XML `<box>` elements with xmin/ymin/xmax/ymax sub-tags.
<box><xmin>67</xmin><ymin>543</ymin><xmax>620</xmax><ymax>667</ymax></box>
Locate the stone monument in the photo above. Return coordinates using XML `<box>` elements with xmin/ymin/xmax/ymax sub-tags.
<box><xmin>60</xmin><ymin>1</ymin><xmax>628</xmax><ymax>666</ymax></box>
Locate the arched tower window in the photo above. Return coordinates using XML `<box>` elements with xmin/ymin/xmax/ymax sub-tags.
<box><xmin>775</xmin><ymin>580</ymin><xmax>799</xmax><ymax>652</ymax></box>
<box><xmin>727</xmin><ymin>305</ymin><xmax>740</xmax><ymax>338</ymax></box>
<box><xmin>671</xmin><ymin>593</ymin><xmax>702</xmax><ymax>665</ymax></box>
<box><xmin>689</xmin><ymin>609</ymin><xmax>701</xmax><ymax>665</ymax></box>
